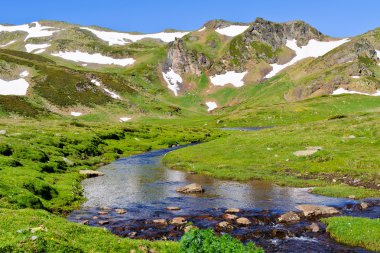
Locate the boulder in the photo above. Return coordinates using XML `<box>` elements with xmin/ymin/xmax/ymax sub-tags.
<box><xmin>176</xmin><ymin>183</ymin><xmax>204</xmax><ymax>194</ymax></box>
<box><xmin>296</xmin><ymin>204</ymin><xmax>339</xmax><ymax>217</ymax></box>
<box><xmin>153</xmin><ymin>219</ymin><xmax>168</xmax><ymax>226</ymax></box>
<box><xmin>236</xmin><ymin>217</ymin><xmax>251</xmax><ymax>226</ymax></box>
<box><xmin>98</xmin><ymin>220</ymin><xmax>109</xmax><ymax>225</ymax></box>
<box><xmin>222</xmin><ymin>213</ymin><xmax>238</xmax><ymax>220</ymax></box>
<box><xmin>166</xmin><ymin>206</ymin><xmax>181</xmax><ymax>211</ymax></box>
<box><xmin>80</xmin><ymin>220</ymin><xmax>89</xmax><ymax>225</ymax></box>
<box><xmin>308</xmin><ymin>222</ymin><xmax>320</xmax><ymax>233</ymax></box>
<box><xmin>115</xmin><ymin>209</ymin><xmax>126</xmax><ymax>214</ymax></box>
<box><xmin>293</xmin><ymin>147</ymin><xmax>322</xmax><ymax>157</ymax></box>
<box><xmin>217</xmin><ymin>221</ymin><xmax>233</xmax><ymax>231</ymax></box>
<box><xmin>278</xmin><ymin>212</ymin><xmax>300</xmax><ymax>223</ymax></box>
<box><xmin>79</xmin><ymin>170</ymin><xmax>104</xmax><ymax>178</ymax></box>
<box><xmin>360</xmin><ymin>202</ymin><xmax>369</xmax><ymax>210</ymax></box>
<box><xmin>170</xmin><ymin>217</ymin><xmax>187</xmax><ymax>225</ymax></box>
<box><xmin>98</xmin><ymin>211</ymin><xmax>109</xmax><ymax>215</ymax></box>
<box><xmin>225</xmin><ymin>208</ymin><xmax>240</xmax><ymax>213</ymax></box>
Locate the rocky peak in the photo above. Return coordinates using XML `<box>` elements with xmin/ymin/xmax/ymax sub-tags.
<box><xmin>203</xmin><ymin>19</ymin><xmax>249</xmax><ymax>30</ymax></box>
<box><xmin>164</xmin><ymin>38</ymin><xmax>211</xmax><ymax>76</ymax></box>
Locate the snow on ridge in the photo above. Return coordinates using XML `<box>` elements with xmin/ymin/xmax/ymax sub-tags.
<box><xmin>162</xmin><ymin>68</ymin><xmax>182</xmax><ymax>96</ymax></box>
<box><xmin>81</xmin><ymin>27</ymin><xmax>189</xmax><ymax>46</ymax></box>
<box><xmin>215</xmin><ymin>25</ymin><xmax>249</xmax><ymax>37</ymax></box>
<box><xmin>198</xmin><ymin>27</ymin><xmax>206</xmax><ymax>32</ymax></box>
<box><xmin>19</xmin><ymin>70</ymin><xmax>29</xmax><ymax>78</ymax></box>
<box><xmin>265</xmin><ymin>38</ymin><xmax>350</xmax><ymax>79</ymax></box>
<box><xmin>210</xmin><ymin>71</ymin><xmax>248</xmax><ymax>88</ymax></box>
<box><xmin>205</xmin><ymin>101</ymin><xmax>217</xmax><ymax>112</ymax></box>
<box><xmin>0</xmin><ymin>22</ymin><xmax>60</xmax><ymax>41</ymax></box>
<box><xmin>51</xmin><ymin>51</ymin><xmax>135</xmax><ymax>66</ymax></box>
<box><xmin>0</xmin><ymin>40</ymin><xmax>16</xmax><ymax>47</ymax></box>
<box><xmin>0</xmin><ymin>77</ymin><xmax>29</xmax><ymax>95</ymax></box>
<box><xmin>332</xmin><ymin>88</ymin><xmax>380</xmax><ymax>96</ymax></box>
<box><xmin>25</xmin><ymin>43</ymin><xmax>50</xmax><ymax>53</ymax></box>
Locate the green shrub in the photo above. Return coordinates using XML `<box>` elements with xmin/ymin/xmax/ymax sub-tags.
<box><xmin>24</xmin><ymin>180</ymin><xmax>58</xmax><ymax>200</ymax></box>
<box><xmin>0</xmin><ymin>143</ymin><xmax>13</xmax><ymax>156</ymax></box>
<box><xmin>13</xmin><ymin>194</ymin><xmax>44</xmax><ymax>209</ymax></box>
<box><xmin>180</xmin><ymin>229</ymin><xmax>263</xmax><ymax>253</ymax></box>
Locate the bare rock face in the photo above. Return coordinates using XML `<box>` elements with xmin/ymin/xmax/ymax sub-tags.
<box><xmin>79</xmin><ymin>170</ymin><xmax>104</xmax><ymax>178</ymax></box>
<box><xmin>165</xmin><ymin>38</ymin><xmax>211</xmax><ymax>76</ymax></box>
<box><xmin>278</xmin><ymin>212</ymin><xmax>301</xmax><ymax>223</ymax></box>
<box><xmin>176</xmin><ymin>183</ymin><xmax>204</xmax><ymax>194</ymax></box>
<box><xmin>296</xmin><ymin>204</ymin><xmax>340</xmax><ymax>217</ymax></box>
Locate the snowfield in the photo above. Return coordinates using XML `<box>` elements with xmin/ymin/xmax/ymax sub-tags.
<box><xmin>81</xmin><ymin>27</ymin><xmax>189</xmax><ymax>45</ymax></box>
<box><xmin>0</xmin><ymin>22</ymin><xmax>59</xmax><ymax>41</ymax></box>
<box><xmin>162</xmin><ymin>68</ymin><xmax>182</xmax><ymax>96</ymax></box>
<box><xmin>265</xmin><ymin>38</ymin><xmax>350</xmax><ymax>78</ymax></box>
<box><xmin>0</xmin><ymin>40</ymin><xmax>16</xmax><ymax>47</ymax></box>
<box><xmin>210</xmin><ymin>71</ymin><xmax>248</xmax><ymax>87</ymax></box>
<box><xmin>25</xmin><ymin>43</ymin><xmax>50</xmax><ymax>53</ymax></box>
<box><xmin>215</xmin><ymin>25</ymin><xmax>249</xmax><ymax>37</ymax></box>
<box><xmin>51</xmin><ymin>51</ymin><xmax>135</xmax><ymax>66</ymax></box>
<box><xmin>205</xmin><ymin>101</ymin><xmax>218</xmax><ymax>112</ymax></box>
<box><xmin>332</xmin><ymin>88</ymin><xmax>380</xmax><ymax>96</ymax></box>
<box><xmin>0</xmin><ymin>72</ymin><xmax>30</xmax><ymax>95</ymax></box>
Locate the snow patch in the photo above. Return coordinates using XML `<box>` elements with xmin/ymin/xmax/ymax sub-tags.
<box><xmin>376</xmin><ymin>50</ymin><xmax>380</xmax><ymax>59</ymax></box>
<box><xmin>25</xmin><ymin>43</ymin><xmax>50</xmax><ymax>53</ymax></box>
<box><xmin>332</xmin><ymin>88</ymin><xmax>380</xmax><ymax>96</ymax></box>
<box><xmin>81</xmin><ymin>27</ymin><xmax>189</xmax><ymax>46</ymax></box>
<box><xmin>19</xmin><ymin>71</ymin><xmax>29</xmax><ymax>78</ymax></box>
<box><xmin>162</xmin><ymin>68</ymin><xmax>182</xmax><ymax>96</ymax></box>
<box><xmin>119</xmin><ymin>117</ymin><xmax>131</xmax><ymax>122</ymax></box>
<box><xmin>215</xmin><ymin>25</ymin><xmax>249</xmax><ymax>37</ymax></box>
<box><xmin>0</xmin><ymin>22</ymin><xmax>59</xmax><ymax>41</ymax></box>
<box><xmin>0</xmin><ymin>77</ymin><xmax>29</xmax><ymax>95</ymax></box>
<box><xmin>70</xmin><ymin>112</ymin><xmax>82</xmax><ymax>117</ymax></box>
<box><xmin>265</xmin><ymin>38</ymin><xmax>350</xmax><ymax>78</ymax></box>
<box><xmin>210</xmin><ymin>71</ymin><xmax>247</xmax><ymax>87</ymax></box>
<box><xmin>350</xmin><ymin>76</ymin><xmax>360</xmax><ymax>79</ymax></box>
<box><xmin>103</xmin><ymin>88</ymin><xmax>120</xmax><ymax>99</ymax></box>
<box><xmin>205</xmin><ymin>101</ymin><xmax>217</xmax><ymax>112</ymax></box>
<box><xmin>0</xmin><ymin>40</ymin><xmax>16</xmax><ymax>47</ymax></box>
<box><xmin>91</xmin><ymin>79</ymin><xmax>101</xmax><ymax>86</ymax></box>
<box><xmin>198</xmin><ymin>27</ymin><xmax>206</xmax><ymax>32</ymax></box>
<box><xmin>51</xmin><ymin>51</ymin><xmax>135</xmax><ymax>66</ymax></box>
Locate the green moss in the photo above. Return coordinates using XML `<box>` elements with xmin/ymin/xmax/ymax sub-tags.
<box><xmin>251</xmin><ymin>41</ymin><xmax>278</xmax><ymax>59</ymax></box>
<box><xmin>323</xmin><ymin>217</ymin><xmax>380</xmax><ymax>251</ymax></box>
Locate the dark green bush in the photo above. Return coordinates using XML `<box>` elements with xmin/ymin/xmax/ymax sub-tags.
<box><xmin>24</xmin><ymin>180</ymin><xmax>58</xmax><ymax>200</ymax></box>
<box><xmin>180</xmin><ymin>229</ymin><xmax>263</xmax><ymax>253</ymax></box>
<box><xmin>14</xmin><ymin>194</ymin><xmax>44</xmax><ymax>209</ymax></box>
<box><xmin>0</xmin><ymin>143</ymin><xmax>13</xmax><ymax>156</ymax></box>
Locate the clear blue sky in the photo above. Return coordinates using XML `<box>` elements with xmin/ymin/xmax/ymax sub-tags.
<box><xmin>0</xmin><ymin>0</ymin><xmax>379</xmax><ymax>37</ymax></box>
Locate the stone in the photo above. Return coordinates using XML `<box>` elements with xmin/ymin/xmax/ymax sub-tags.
<box><xmin>98</xmin><ymin>220</ymin><xmax>109</xmax><ymax>225</ymax></box>
<box><xmin>217</xmin><ymin>221</ymin><xmax>233</xmax><ymax>231</ymax></box>
<box><xmin>176</xmin><ymin>183</ymin><xmax>204</xmax><ymax>194</ymax></box>
<box><xmin>348</xmin><ymin>195</ymin><xmax>356</xmax><ymax>199</ymax></box>
<box><xmin>79</xmin><ymin>170</ymin><xmax>104</xmax><ymax>178</ymax></box>
<box><xmin>278</xmin><ymin>212</ymin><xmax>300</xmax><ymax>223</ymax></box>
<box><xmin>296</xmin><ymin>204</ymin><xmax>340</xmax><ymax>217</ymax></box>
<box><xmin>293</xmin><ymin>146</ymin><xmax>322</xmax><ymax>157</ymax></box>
<box><xmin>115</xmin><ymin>209</ymin><xmax>126</xmax><ymax>214</ymax></box>
<box><xmin>31</xmin><ymin>236</ymin><xmax>38</xmax><ymax>241</ymax></box>
<box><xmin>98</xmin><ymin>211</ymin><xmax>109</xmax><ymax>215</ymax></box>
<box><xmin>0</xmin><ymin>130</ymin><xmax>6</xmax><ymax>135</ymax></box>
<box><xmin>225</xmin><ymin>208</ymin><xmax>240</xmax><ymax>213</ymax></box>
<box><xmin>62</xmin><ymin>157</ymin><xmax>74</xmax><ymax>166</ymax></box>
<box><xmin>92</xmin><ymin>216</ymin><xmax>98</xmax><ymax>220</ymax></box>
<box><xmin>360</xmin><ymin>202</ymin><xmax>369</xmax><ymax>209</ymax></box>
<box><xmin>153</xmin><ymin>219</ymin><xmax>168</xmax><ymax>226</ymax></box>
<box><xmin>80</xmin><ymin>220</ymin><xmax>89</xmax><ymax>225</ymax></box>
<box><xmin>236</xmin><ymin>217</ymin><xmax>251</xmax><ymax>226</ymax></box>
<box><xmin>308</xmin><ymin>222</ymin><xmax>320</xmax><ymax>233</ymax></box>
<box><xmin>166</xmin><ymin>206</ymin><xmax>181</xmax><ymax>211</ymax></box>
<box><xmin>170</xmin><ymin>217</ymin><xmax>187</xmax><ymax>225</ymax></box>
<box><xmin>222</xmin><ymin>213</ymin><xmax>238</xmax><ymax>220</ymax></box>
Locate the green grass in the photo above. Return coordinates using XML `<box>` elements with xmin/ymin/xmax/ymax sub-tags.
<box><xmin>0</xmin><ymin>208</ymin><xmax>179</xmax><ymax>252</ymax></box>
<box><xmin>163</xmin><ymin>112</ymin><xmax>380</xmax><ymax>198</ymax></box>
<box><xmin>322</xmin><ymin>217</ymin><xmax>380</xmax><ymax>251</ymax></box>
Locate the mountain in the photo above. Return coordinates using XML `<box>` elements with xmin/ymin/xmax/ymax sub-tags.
<box><xmin>0</xmin><ymin>18</ymin><xmax>379</xmax><ymax>120</ymax></box>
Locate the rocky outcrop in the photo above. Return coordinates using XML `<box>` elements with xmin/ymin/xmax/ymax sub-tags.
<box><xmin>164</xmin><ymin>38</ymin><xmax>211</xmax><ymax>76</ymax></box>
<box><xmin>296</xmin><ymin>205</ymin><xmax>340</xmax><ymax>217</ymax></box>
<box><xmin>278</xmin><ymin>212</ymin><xmax>300</xmax><ymax>223</ymax></box>
<box><xmin>203</xmin><ymin>19</ymin><xmax>249</xmax><ymax>30</ymax></box>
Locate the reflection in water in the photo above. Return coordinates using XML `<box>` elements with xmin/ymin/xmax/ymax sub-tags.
<box><xmin>82</xmin><ymin>146</ymin><xmax>354</xmax><ymax>213</ymax></box>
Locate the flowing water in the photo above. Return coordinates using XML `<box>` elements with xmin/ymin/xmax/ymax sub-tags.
<box><xmin>69</xmin><ymin>128</ymin><xmax>379</xmax><ymax>252</ymax></box>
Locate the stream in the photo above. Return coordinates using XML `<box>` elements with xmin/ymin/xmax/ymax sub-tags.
<box><xmin>69</xmin><ymin>130</ymin><xmax>380</xmax><ymax>252</ymax></box>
